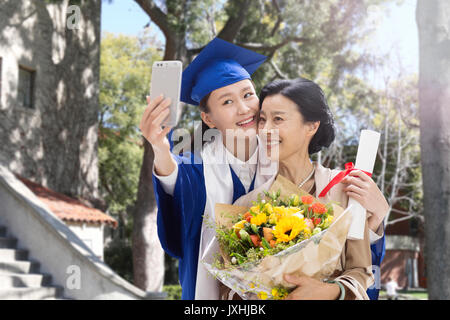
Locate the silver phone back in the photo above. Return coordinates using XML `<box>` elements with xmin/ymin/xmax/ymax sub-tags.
<box><xmin>149</xmin><ymin>60</ymin><xmax>182</xmax><ymax>127</ymax></box>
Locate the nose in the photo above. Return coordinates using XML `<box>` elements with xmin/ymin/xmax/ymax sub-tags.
<box><xmin>236</xmin><ymin>99</ymin><xmax>251</xmax><ymax>115</ymax></box>
<box><xmin>259</xmin><ymin>120</ymin><xmax>278</xmax><ymax>139</ymax></box>
<box><xmin>260</xmin><ymin>118</ymin><xmax>274</xmax><ymax>131</ymax></box>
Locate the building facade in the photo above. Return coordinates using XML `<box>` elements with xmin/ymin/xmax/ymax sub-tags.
<box><xmin>0</xmin><ymin>0</ymin><xmax>101</xmax><ymax>205</ymax></box>
<box><xmin>17</xmin><ymin>175</ymin><xmax>117</xmax><ymax>260</ymax></box>
<box><xmin>381</xmin><ymin>214</ymin><xmax>425</xmax><ymax>289</ymax></box>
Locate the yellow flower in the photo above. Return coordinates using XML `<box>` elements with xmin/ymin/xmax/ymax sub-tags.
<box><xmin>250</xmin><ymin>206</ymin><xmax>260</xmax><ymax>214</ymax></box>
<box><xmin>233</xmin><ymin>220</ymin><xmax>247</xmax><ymax>231</ymax></box>
<box><xmin>287</xmin><ymin>207</ymin><xmax>303</xmax><ymax>215</ymax></box>
<box><xmin>268</xmin><ymin>213</ymin><xmax>278</xmax><ymax>224</ymax></box>
<box><xmin>273</xmin><ymin>206</ymin><xmax>303</xmax><ymax>217</ymax></box>
<box><xmin>321</xmin><ymin>215</ymin><xmax>334</xmax><ymax>228</ymax></box>
<box><xmin>304</xmin><ymin>227</ymin><xmax>312</xmax><ymax>239</ymax></box>
<box><xmin>273</xmin><ymin>206</ymin><xmax>288</xmax><ymax>217</ymax></box>
<box><xmin>271</xmin><ymin>288</ymin><xmax>279</xmax><ymax>299</ymax></box>
<box><xmin>273</xmin><ymin>216</ymin><xmax>306</xmax><ymax>243</ymax></box>
<box><xmin>272</xmin><ymin>287</ymin><xmax>289</xmax><ymax>300</ymax></box>
<box><xmin>251</xmin><ymin>213</ymin><xmax>267</xmax><ymax>226</ymax></box>
<box><xmin>257</xmin><ymin>291</ymin><xmax>268</xmax><ymax>300</ymax></box>
<box><xmin>264</xmin><ymin>203</ymin><xmax>273</xmax><ymax>214</ymax></box>
<box><xmin>292</xmin><ymin>194</ymin><xmax>300</xmax><ymax>206</ymax></box>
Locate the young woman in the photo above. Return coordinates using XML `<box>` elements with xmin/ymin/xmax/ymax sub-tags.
<box><xmin>234</xmin><ymin>77</ymin><xmax>387</xmax><ymax>299</ymax></box>
<box><xmin>139</xmin><ymin>38</ymin><xmax>276</xmax><ymax>300</ymax></box>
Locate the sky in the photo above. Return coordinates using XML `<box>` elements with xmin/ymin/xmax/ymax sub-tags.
<box><xmin>100</xmin><ymin>0</ymin><xmax>419</xmax><ymax>80</ymax></box>
<box><xmin>365</xmin><ymin>0</ymin><xmax>419</xmax><ymax>79</ymax></box>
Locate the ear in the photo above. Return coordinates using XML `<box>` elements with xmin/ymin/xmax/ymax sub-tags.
<box><xmin>200</xmin><ymin>111</ymin><xmax>215</xmax><ymax>129</ymax></box>
<box><xmin>307</xmin><ymin>121</ymin><xmax>320</xmax><ymax>137</ymax></box>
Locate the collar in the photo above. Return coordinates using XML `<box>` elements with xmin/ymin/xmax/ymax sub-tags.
<box><xmin>223</xmin><ymin>141</ymin><xmax>258</xmax><ymax>180</ymax></box>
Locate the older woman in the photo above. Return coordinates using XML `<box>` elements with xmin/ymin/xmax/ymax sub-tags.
<box><xmin>233</xmin><ymin>77</ymin><xmax>388</xmax><ymax>300</ymax></box>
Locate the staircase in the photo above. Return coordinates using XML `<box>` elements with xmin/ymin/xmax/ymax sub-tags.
<box><xmin>0</xmin><ymin>225</ymin><xmax>65</xmax><ymax>300</ymax></box>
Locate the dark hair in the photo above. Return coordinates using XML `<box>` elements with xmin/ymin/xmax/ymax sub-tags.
<box><xmin>189</xmin><ymin>92</ymin><xmax>212</xmax><ymax>152</ymax></box>
<box><xmin>198</xmin><ymin>92</ymin><xmax>212</xmax><ymax>137</ymax></box>
<box><xmin>259</xmin><ymin>77</ymin><xmax>335</xmax><ymax>154</ymax></box>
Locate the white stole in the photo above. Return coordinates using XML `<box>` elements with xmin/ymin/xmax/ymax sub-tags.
<box><xmin>194</xmin><ymin>133</ymin><xmax>277</xmax><ymax>300</ymax></box>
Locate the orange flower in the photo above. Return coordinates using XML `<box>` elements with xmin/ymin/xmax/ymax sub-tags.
<box><xmin>301</xmin><ymin>195</ymin><xmax>314</xmax><ymax>205</ymax></box>
<box><xmin>312</xmin><ymin>202</ymin><xmax>327</xmax><ymax>214</ymax></box>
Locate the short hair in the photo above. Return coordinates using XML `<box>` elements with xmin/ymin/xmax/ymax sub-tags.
<box><xmin>259</xmin><ymin>77</ymin><xmax>335</xmax><ymax>154</ymax></box>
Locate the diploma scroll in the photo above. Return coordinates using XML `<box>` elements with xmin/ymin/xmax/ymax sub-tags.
<box><xmin>347</xmin><ymin>130</ymin><xmax>380</xmax><ymax>240</ymax></box>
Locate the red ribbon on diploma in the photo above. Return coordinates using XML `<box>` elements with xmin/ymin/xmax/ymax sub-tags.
<box><xmin>318</xmin><ymin>162</ymin><xmax>372</xmax><ymax>198</ymax></box>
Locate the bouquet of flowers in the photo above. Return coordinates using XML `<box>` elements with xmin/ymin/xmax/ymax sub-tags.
<box><xmin>202</xmin><ymin>175</ymin><xmax>353</xmax><ymax>300</ymax></box>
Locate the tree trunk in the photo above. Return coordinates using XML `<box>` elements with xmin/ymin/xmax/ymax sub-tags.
<box><xmin>132</xmin><ymin>142</ymin><xmax>165</xmax><ymax>292</ymax></box>
<box><xmin>417</xmin><ymin>0</ymin><xmax>450</xmax><ymax>299</ymax></box>
<box><xmin>131</xmin><ymin>39</ymin><xmax>188</xmax><ymax>292</ymax></box>
<box><xmin>132</xmin><ymin>0</ymin><xmax>188</xmax><ymax>293</ymax></box>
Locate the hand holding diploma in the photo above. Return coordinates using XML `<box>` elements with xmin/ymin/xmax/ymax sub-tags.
<box><xmin>341</xmin><ymin>169</ymin><xmax>389</xmax><ymax>234</ymax></box>
<box><xmin>317</xmin><ymin>129</ymin><xmax>389</xmax><ymax>239</ymax></box>
<box><xmin>344</xmin><ymin>130</ymin><xmax>381</xmax><ymax>240</ymax></box>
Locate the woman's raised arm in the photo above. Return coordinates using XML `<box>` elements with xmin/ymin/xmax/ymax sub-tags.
<box><xmin>139</xmin><ymin>95</ymin><xmax>177</xmax><ymax>176</ymax></box>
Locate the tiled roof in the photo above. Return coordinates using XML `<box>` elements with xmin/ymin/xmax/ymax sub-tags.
<box><xmin>15</xmin><ymin>175</ymin><xmax>118</xmax><ymax>228</ymax></box>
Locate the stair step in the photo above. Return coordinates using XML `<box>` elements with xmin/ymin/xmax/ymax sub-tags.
<box><xmin>0</xmin><ymin>236</ymin><xmax>17</xmax><ymax>249</ymax></box>
<box><xmin>0</xmin><ymin>260</ymin><xmax>40</xmax><ymax>274</ymax></box>
<box><xmin>0</xmin><ymin>273</ymin><xmax>52</xmax><ymax>288</ymax></box>
<box><xmin>0</xmin><ymin>248</ymin><xmax>28</xmax><ymax>261</ymax></box>
<box><xmin>0</xmin><ymin>287</ymin><xmax>64</xmax><ymax>300</ymax></box>
<box><xmin>0</xmin><ymin>226</ymin><xmax>6</xmax><ymax>237</ymax></box>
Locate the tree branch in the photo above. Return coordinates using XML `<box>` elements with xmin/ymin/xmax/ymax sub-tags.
<box><xmin>270</xmin><ymin>0</ymin><xmax>283</xmax><ymax>37</ymax></box>
<box><xmin>390</xmin><ymin>208</ymin><xmax>414</xmax><ymax>216</ymax></box>
<box><xmin>134</xmin><ymin>0</ymin><xmax>171</xmax><ymax>38</ymax></box>
<box><xmin>387</xmin><ymin>214</ymin><xmax>423</xmax><ymax>226</ymax></box>
<box><xmin>269</xmin><ymin>59</ymin><xmax>287</xmax><ymax>79</ymax></box>
<box><xmin>187</xmin><ymin>0</ymin><xmax>252</xmax><ymax>56</ymax></box>
<box><xmin>237</xmin><ymin>37</ymin><xmax>308</xmax><ymax>53</ymax></box>
<box><xmin>216</xmin><ymin>0</ymin><xmax>252</xmax><ymax>42</ymax></box>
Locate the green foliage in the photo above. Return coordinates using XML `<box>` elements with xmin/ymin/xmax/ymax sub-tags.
<box><xmin>163</xmin><ymin>284</ymin><xmax>182</xmax><ymax>300</ymax></box>
<box><xmin>98</xmin><ymin>31</ymin><xmax>161</xmax><ymax>215</ymax></box>
<box><xmin>171</xmin><ymin>0</ymin><xmax>395</xmax><ymax>128</ymax></box>
<box><xmin>185</xmin><ymin>0</ymin><xmax>226</xmax><ymax>45</ymax></box>
<box><xmin>104</xmin><ymin>238</ymin><xmax>134</xmax><ymax>283</ymax></box>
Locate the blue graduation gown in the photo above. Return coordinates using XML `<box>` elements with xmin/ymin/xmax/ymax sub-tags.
<box><xmin>153</xmin><ymin>152</ymin><xmax>255</xmax><ymax>300</ymax></box>
<box><xmin>367</xmin><ymin>231</ymin><xmax>386</xmax><ymax>300</ymax></box>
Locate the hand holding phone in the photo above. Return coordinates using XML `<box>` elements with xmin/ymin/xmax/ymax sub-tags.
<box><xmin>139</xmin><ymin>95</ymin><xmax>177</xmax><ymax>176</ymax></box>
<box><xmin>139</xmin><ymin>94</ymin><xmax>172</xmax><ymax>150</ymax></box>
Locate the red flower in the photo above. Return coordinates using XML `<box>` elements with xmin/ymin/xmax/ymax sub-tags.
<box><xmin>301</xmin><ymin>195</ymin><xmax>314</xmax><ymax>205</ymax></box>
<box><xmin>313</xmin><ymin>217</ymin><xmax>322</xmax><ymax>226</ymax></box>
<box><xmin>312</xmin><ymin>202</ymin><xmax>327</xmax><ymax>214</ymax></box>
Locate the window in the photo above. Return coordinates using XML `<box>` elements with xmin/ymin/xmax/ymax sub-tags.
<box><xmin>18</xmin><ymin>65</ymin><xmax>35</xmax><ymax>109</ymax></box>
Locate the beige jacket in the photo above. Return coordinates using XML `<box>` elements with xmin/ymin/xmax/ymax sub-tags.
<box><xmin>226</xmin><ymin>161</ymin><xmax>374</xmax><ymax>300</ymax></box>
<box><xmin>313</xmin><ymin>161</ymin><xmax>374</xmax><ymax>299</ymax></box>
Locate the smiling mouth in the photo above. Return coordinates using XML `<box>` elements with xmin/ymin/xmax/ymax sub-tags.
<box><xmin>236</xmin><ymin>116</ymin><xmax>256</xmax><ymax>127</ymax></box>
<box><xmin>264</xmin><ymin>134</ymin><xmax>281</xmax><ymax>148</ymax></box>
<box><xmin>266</xmin><ymin>140</ymin><xmax>281</xmax><ymax>148</ymax></box>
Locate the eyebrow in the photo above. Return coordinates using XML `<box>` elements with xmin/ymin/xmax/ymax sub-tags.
<box><xmin>260</xmin><ymin>110</ymin><xmax>287</xmax><ymax>116</ymax></box>
<box><xmin>217</xmin><ymin>86</ymin><xmax>254</xmax><ymax>101</ymax></box>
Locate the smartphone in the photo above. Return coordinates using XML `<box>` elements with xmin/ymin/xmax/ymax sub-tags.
<box><xmin>149</xmin><ymin>60</ymin><xmax>182</xmax><ymax>127</ymax></box>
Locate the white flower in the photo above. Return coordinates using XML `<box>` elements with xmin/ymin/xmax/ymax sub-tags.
<box><xmin>231</xmin><ymin>257</ymin><xmax>237</xmax><ymax>264</ymax></box>
<box><xmin>293</xmin><ymin>212</ymin><xmax>304</xmax><ymax>219</ymax></box>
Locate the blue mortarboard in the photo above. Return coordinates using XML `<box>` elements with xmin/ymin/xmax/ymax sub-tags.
<box><xmin>181</xmin><ymin>37</ymin><xmax>267</xmax><ymax>106</ymax></box>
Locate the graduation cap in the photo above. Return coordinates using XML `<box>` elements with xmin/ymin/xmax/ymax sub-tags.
<box><xmin>181</xmin><ymin>37</ymin><xmax>267</xmax><ymax>106</ymax></box>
